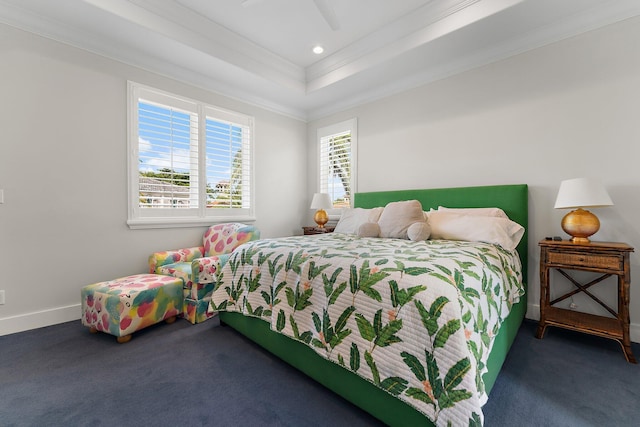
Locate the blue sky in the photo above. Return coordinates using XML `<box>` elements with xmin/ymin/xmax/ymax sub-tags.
<box><xmin>138</xmin><ymin>101</ymin><xmax>242</xmax><ymax>188</ymax></box>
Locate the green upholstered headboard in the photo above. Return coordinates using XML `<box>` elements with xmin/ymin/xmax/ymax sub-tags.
<box><xmin>354</xmin><ymin>184</ymin><xmax>529</xmax><ymax>281</ymax></box>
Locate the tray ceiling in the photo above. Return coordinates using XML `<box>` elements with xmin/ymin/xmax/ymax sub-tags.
<box><xmin>1</xmin><ymin>0</ymin><xmax>639</xmax><ymax>120</ymax></box>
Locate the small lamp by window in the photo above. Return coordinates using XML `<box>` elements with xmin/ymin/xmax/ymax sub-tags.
<box><xmin>554</xmin><ymin>178</ymin><xmax>614</xmax><ymax>244</ymax></box>
<box><xmin>310</xmin><ymin>193</ymin><xmax>332</xmax><ymax>229</ymax></box>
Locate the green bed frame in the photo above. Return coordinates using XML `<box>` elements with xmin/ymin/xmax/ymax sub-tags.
<box><xmin>219</xmin><ymin>184</ymin><xmax>528</xmax><ymax>426</ymax></box>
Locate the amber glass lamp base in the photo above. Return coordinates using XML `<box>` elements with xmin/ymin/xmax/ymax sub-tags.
<box><xmin>561</xmin><ymin>208</ymin><xmax>600</xmax><ymax>244</ymax></box>
<box><xmin>314</xmin><ymin>209</ymin><xmax>328</xmax><ymax>229</ymax></box>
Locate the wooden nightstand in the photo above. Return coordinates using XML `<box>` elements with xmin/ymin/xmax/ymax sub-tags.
<box><xmin>536</xmin><ymin>239</ymin><xmax>635</xmax><ymax>363</ymax></box>
<box><xmin>303</xmin><ymin>226</ymin><xmax>335</xmax><ymax>235</ymax></box>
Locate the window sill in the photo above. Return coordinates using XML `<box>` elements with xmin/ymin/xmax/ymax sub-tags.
<box><xmin>127</xmin><ymin>216</ymin><xmax>256</xmax><ymax>230</ymax></box>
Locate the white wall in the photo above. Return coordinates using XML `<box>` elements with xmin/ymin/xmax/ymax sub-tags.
<box><xmin>308</xmin><ymin>16</ymin><xmax>640</xmax><ymax>341</ymax></box>
<box><xmin>0</xmin><ymin>24</ymin><xmax>308</xmax><ymax>335</ymax></box>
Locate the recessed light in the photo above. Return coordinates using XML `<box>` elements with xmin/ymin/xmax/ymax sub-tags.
<box><xmin>312</xmin><ymin>45</ymin><xmax>324</xmax><ymax>55</ymax></box>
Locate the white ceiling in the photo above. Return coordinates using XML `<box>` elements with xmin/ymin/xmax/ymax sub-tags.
<box><xmin>1</xmin><ymin>0</ymin><xmax>639</xmax><ymax>120</ymax></box>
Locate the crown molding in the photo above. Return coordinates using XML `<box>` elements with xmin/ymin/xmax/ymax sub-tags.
<box><xmin>2</xmin><ymin>0</ymin><xmax>640</xmax><ymax>122</ymax></box>
<box><xmin>306</xmin><ymin>0</ymin><xmax>640</xmax><ymax>120</ymax></box>
<box><xmin>87</xmin><ymin>0</ymin><xmax>306</xmax><ymax>92</ymax></box>
<box><xmin>0</xmin><ymin>0</ymin><xmax>310</xmax><ymax>120</ymax></box>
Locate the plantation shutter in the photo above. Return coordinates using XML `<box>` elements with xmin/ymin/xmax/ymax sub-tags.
<box><xmin>319</xmin><ymin>130</ymin><xmax>352</xmax><ymax>209</ymax></box>
<box><xmin>137</xmin><ymin>95</ymin><xmax>199</xmax><ymax>210</ymax></box>
<box><xmin>205</xmin><ymin>106</ymin><xmax>252</xmax><ymax>211</ymax></box>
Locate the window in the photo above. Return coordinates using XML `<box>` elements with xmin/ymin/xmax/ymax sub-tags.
<box><xmin>128</xmin><ymin>82</ymin><xmax>254</xmax><ymax>228</ymax></box>
<box><xmin>318</xmin><ymin>119</ymin><xmax>357</xmax><ymax>214</ymax></box>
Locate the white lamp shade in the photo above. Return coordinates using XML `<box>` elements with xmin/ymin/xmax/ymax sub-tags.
<box><xmin>310</xmin><ymin>193</ymin><xmax>332</xmax><ymax>210</ymax></box>
<box><xmin>554</xmin><ymin>178</ymin><xmax>614</xmax><ymax>209</ymax></box>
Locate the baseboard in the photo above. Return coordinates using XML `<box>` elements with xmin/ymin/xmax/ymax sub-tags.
<box><xmin>527</xmin><ymin>302</ymin><xmax>640</xmax><ymax>344</ymax></box>
<box><xmin>0</xmin><ymin>304</ymin><xmax>81</xmax><ymax>336</ymax></box>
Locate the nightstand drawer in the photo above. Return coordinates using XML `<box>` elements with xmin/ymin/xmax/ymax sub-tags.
<box><xmin>547</xmin><ymin>250</ymin><xmax>621</xmax><ymax>271</ymax></box>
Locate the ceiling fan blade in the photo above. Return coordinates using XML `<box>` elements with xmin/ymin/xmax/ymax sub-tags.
<box><xmin>313</xmin><ymin>0</ymin><xmax>340</xmax><ymax>31</ymax></box>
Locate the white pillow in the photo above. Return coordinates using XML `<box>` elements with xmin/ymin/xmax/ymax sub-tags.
<box><xmin>428</xmin><ymin>211</ymin><xmax>524</xmax><ymax>250</ymax></box>
<box><xmin>377</xmin><ymin>200</ymin><xmax>425</xmax><ymax>239</ymax></box>
<box><xmin>437</xmin><ymin>206</ymin><xmax>508</xmax><ymax>218</ymax></box>
<box><xmin>334</xmin><ymin>207</ymin><xmax>384</xmax><ymax>235</ymax></box>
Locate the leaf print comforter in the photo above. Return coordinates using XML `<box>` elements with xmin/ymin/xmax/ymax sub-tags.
<box><xmin>210</xmin><ymin>233</ymin><xmax>524</xmax><ymax>426</ymax></box>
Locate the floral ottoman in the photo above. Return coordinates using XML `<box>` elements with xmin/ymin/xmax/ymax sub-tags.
<box><xmin>81</xmin><ymin>274</ymin><xmax>183</xmax><ymax>343</ymax></box>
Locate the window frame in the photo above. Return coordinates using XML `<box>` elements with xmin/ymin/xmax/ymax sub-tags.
<box><xmin>127</xmin><ymin>82</ymin><xmax>255</xmax><ymax>229</ymax></box>
<box><xmin>317</xmin><ymin>118</ymin><xmax>358</xmax><ymax>219</ymax></box>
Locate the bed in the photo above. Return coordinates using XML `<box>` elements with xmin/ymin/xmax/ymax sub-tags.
<box><xmin>212</xmin><ymin>184</ymin><xmax>528</xmax><ymax>426</ymax></box>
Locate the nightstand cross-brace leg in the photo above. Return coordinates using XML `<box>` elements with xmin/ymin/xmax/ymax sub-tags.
<box><xmin>551</xmin><ymin>270</ymin><xmax>617</xmax><ymax>318</ymax></box>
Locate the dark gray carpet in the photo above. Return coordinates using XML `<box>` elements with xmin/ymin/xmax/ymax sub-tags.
<box><xmin>484</xmin><ymin>320</ymin><xmax>640</xmax><ymax>427</ymax></box>
<box><xmin>1</xmin><ymin>317</ymin><xmax>638</xmax><ymax>426</ymax></box>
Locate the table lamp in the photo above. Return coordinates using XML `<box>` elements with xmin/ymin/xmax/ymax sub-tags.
<box><xmin>310</xmin><ymin>193</ymin><xmax>332</xmax><ymax>228</ymax></box>
<box><xmin>554</xmin><ymin>177</ymin><xmax>613</xmax><ymax>244</ymax></box>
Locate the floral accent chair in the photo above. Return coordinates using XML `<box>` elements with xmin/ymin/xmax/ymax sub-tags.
<box><xmin>149</xmin><ymin>223</ymin><xmax>260</xmax><ymax>323</ymax></box>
